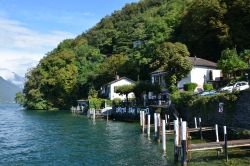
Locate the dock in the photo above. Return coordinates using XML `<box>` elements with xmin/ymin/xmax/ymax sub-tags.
<box><xmin>189</xmin><ymin>139</ymin><xmax>250</xmax><ymax>152</ymax></box>
<box><xmin>188</xmin><ymin>127</ymin><xmax>214</xmax><ymax>133</ymax></box>
<box><xmin>139</xmin><ymin>112</ymin><xmax>250</xmax><ymax>165</ymax></box>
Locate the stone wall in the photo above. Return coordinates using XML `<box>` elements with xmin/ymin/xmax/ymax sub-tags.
<box><xmin>179</xmin><ymin>90</ymin><xmax>250</xmax><ymax>130</ymax></box>
<box><xmin>233</xmin><ymin>90</ymin><xmax>250</xmax><ymax>129</ymax></box>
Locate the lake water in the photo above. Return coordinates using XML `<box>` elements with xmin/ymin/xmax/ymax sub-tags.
<box><xmin>0</xmin><ymin>104</ymin><xmax>171</xmax><ymax>165</ymax></box>
<box><xmin>1</xmin><ymin>104</ymin><xmax>249</xmax><ymax>166</ymax></box>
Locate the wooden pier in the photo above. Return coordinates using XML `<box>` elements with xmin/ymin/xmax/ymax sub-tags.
<box><xmin>189</xmin><ymin>139</ymin><xmax>250</xmax><ymax>152</ymax></box>
<box><xmin>139</xmin><ymin>112</ymin><xmax>250</xmax><ymax>165</ymax></box>
<box><xmin>188</xmin><ymin>127</ymin><xmax>214</xmax><ymax>133</ymax></box>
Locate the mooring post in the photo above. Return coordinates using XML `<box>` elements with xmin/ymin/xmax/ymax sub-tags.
<box><xmin>181</xmin><ymin>121</ymin><xmax>187</xmax><ymax>166</ymax></box>
<box><xmin>157</xmin><ymin>113</ymin><xmax>161</xmax><ymax>143</ymax></box>
<box><xmin>194</xmin><ymin>117</ymin><xmax>197</xmax><ymax>128</ymax></box>
<box><xmin>162</xmin><ymin>120</ymin><xmax>166</xmax><ymax>153</ymax></box>
<box><xmin>215</xmin><ymin>124</ymin><xmax>220</xmax><ymax>157</ymax></box>
<box><xmin>224</xmin><ymin>126</ymin><xmax>228</xmax><ymax>162</ymax></box>
<box><xmin>215</xmin><ymin>124</ymin><xmax>219</xmax><ymax>142</ymax></box>
<box><xmin>140</xmin><ymin>111</ymin><xmax>142</xmax><ymax>126</ymax></box>
<box><xmin>174</xmin><ymin>119</ymin><xmax>179</xmax><ymax>162</ymax></box>
<box><xmin>93</xmin><ymin>109</ymin><xmax>96</xmax><ymax>120</ymax></box>
<box><xmin>199</xmin><ymin>117</ymin><xmax>203</xmax><ymax>140</ymax></box>
<box><xmin>147</xmin><ymin>114</ymin><xmax>151</xmax><ymax>137</ymax></box>
<box><xmin>154</xmin><ymin>113</ymin><xmax>157</xmax><ymax>137</ymax></box>
<box><xmin>107</xmin><ymin>109</ymin><xmax>109</xmax><ymax>121</ymax></box>
<box><xmin>168</xmin><ymin>115</ymin><xmax>171</xmax><ymax>130</ymax></box>
<box><xmin>165</xmin><ymin>114</ymin><xmax>168</xmax><ymax>124</ymax></box>
<box><xmin>142</xmin><ymin>111</ymin><xmax>145</xmax><ymax>133</ymax></box>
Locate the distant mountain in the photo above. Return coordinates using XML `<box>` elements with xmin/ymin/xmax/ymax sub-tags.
<box><xmin>0</xmin><ymin>76</ymin><xmax>22</xmax><ymax>103</ymax></box>
<box><xmin>0</xmin><ymin>68</ymin><xmax>24</xmax><ymax>88</ymax></box>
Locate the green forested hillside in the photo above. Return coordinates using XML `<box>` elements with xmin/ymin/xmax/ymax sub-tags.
<box><xmin>22</xmin><ymin>0</ymin><xmax>250</xmax><ymax>109</ymax></box>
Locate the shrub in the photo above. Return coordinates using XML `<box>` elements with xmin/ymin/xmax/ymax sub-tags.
<box><xmin>184</xmin><ymin>83</ymin><xmax>198</xmax><ymax>91</ymax></box>
<box><xmin>169</xmin><ymin>85</ymin><xmax>179</xmax><ymax>94</ymax></box>
<box><xmin>89</xmin><ymin>98</ymin><xmax>102</xmax><ymax>109</ymax></box>
<box><xmin>106</xmin><ymin>99</ymin><xmax>112</xmax><ymax>106</ymax></box>
<box><xmin>112</xmin><ymin>98</ymin><xmax>122</xmax><ymax>107</ymax></box>
<box><xmin>203</xmin><ymin>83</ymin><xmax>214</xmax><ymax>91</ymax></box>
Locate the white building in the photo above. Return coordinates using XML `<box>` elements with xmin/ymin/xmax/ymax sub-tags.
<box><xmin>151</xmin><ymin>57</ymin><xmax>222</xmax><ymax>92</ymax></box>
<box><xmin>101</xmin><ymin>77</ymin><xmax>135</xmax><ymax>100</ymax></box>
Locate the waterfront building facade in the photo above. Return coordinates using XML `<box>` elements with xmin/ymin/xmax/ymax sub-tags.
<box><xmin>151</xmin><ymin>57</ymin><xmax>222</xmax><ymax>92</ymax></box>
<box><xmin>101</xmin><ymin>76</ymin><xmax>135</xmax><ymax>100</ymax></box>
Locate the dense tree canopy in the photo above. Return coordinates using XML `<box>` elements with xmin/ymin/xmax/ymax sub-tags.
<box><xmin>152</xmin><ymin>42</ymin><xmax>193</xmax><ymax>87</ymax></box>
<box><xmin>20</xmin><ymin>0</ymin><xmax>250</xmax><ymax>110</ymax></box>
<box><xmin>115</xmin><ymin>84</ymin><xmax>135</xmax><ymax>104</ymax></box>
<box><xmin>218</xmin><ymin>48</ymin><xmax>248</xmax><ymax>78</ymax></box>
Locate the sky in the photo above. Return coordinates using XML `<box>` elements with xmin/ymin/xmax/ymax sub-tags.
<box><xmin>0</xmin><ymin>0</ymin><xmax>139</xmax><ymax>76</ymax></box>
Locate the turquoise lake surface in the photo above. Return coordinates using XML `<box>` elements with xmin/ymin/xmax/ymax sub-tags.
<box><xmin>0</xmin><ymin>104</ymin><xmax>172</xmax><ymax>165</ymax></box>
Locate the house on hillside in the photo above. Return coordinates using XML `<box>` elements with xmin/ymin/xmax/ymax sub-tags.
<box><xmin>151</xmin><ymin>57</ymin><xmax>222</xmax><ymax>92</ymax></box>
<box><xmin>100</xmin><ymin>76</ymin><xmax>135</xmax><ymax>100</ymax></box>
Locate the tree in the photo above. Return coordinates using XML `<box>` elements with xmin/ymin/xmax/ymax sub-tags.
<box><xmin>15</xmin><ymin>92</ymin><xmax>26</xmax><ymax>105</ymax></box>
<box><xmin>133</xmin><ymin>81</ymin><xmax>161</xmax><ymax>105</ymax></box>
<box><xmin>115</xmin><ymin>84</ymin><xmax>135</xmax><ymax>105</ymax></box>
<box><xmin>97</xmin><ymin>54</ymin><xmax>128</xmax><ymax>86</ymax></box>
<box><xmin>226</xmin><ymin>0</ymin><xmax>250</xmax><ymax>52</ymax></box>
<box><xmin>177</xmin><ymin>0</ymin><xmax>230</xmax><ymax>61</ymax></box>
<box><xmin>23</xmin><ymin>68</ymin><xmax>48</xmax><ymax>110</ymax></box>
<box><xmin>218</xmin><ymin>48</ymin><xmax>248</xmax><ymax>78</ymax></box>
<box><xmin>152</xmin><ymin>42</ymin><xmax>193</xmax><ymax>90</ymax></box>
<box><xmin>240</xmin><ymin>49</ymin><xmax>250</xmax><ymax>65</ymax></box>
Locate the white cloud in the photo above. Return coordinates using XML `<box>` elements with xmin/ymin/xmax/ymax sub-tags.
<box><xmin>0</xmin><ymin>49</ymin><xmax>42</xmax><ymax>76</ymax></box>
<box><xmin>0</xmin><ymin>17</ymin><xmax>75</xmax><ymax>76</ymax></box>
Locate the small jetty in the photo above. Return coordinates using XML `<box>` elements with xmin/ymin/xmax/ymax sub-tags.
<box><xmin>139</xmin><ymin>112</ymin><xmax>250</xmax><ymax>165</ymax></box>
<box><xmin>189</xmin><ymin>139</ymin><xmax>250</xmax><ymax>152</ymax></box>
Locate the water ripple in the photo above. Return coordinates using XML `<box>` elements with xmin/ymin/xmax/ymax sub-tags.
<box><xmin>0</xmin><ymin>104</ymin><xmax>169</xmax><ymax>166</ymax></box>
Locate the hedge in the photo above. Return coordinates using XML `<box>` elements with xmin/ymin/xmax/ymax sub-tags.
<box><xmin>184</xmin><ymin>83</ymin><xmax>198</xmax><ymax>91</ymax></box>
<box><xmin>203</xmin><ymin>83</ymin><xmax>214</xmax><ymax>91</ymax></box>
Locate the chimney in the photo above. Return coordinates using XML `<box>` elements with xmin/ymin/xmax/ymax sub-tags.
<box><xmin>116</xmin><ymin>75</ymin><xmax>120</xmax><ymax>80</ymax></box>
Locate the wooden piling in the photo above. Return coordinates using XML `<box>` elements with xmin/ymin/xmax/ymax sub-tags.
<box><xmin>199</xmin><ymin>117</ymin><xmax>203</xmax><ymax>140</ymax></box>
<box><xmin>93</xmin><ymin>109</ymin><xmax>96</xmax><ymax>120</ymax></box>
<box><xmin>215</xmin><ymin>124</ymin><xmax>219</xmax><ymax>142</ymax></box>
<box><xmin>157</xmin><ymin>113</ymin><xmax>161</xmax><ymax>143</ymax></box>
<box><xmin>194</xmin><ymin>117</ymin><xmax>197</xmax><ymax>128</ymax></box>
<box><xmin>162</xmin><ymin>120</ymin><xmax>166</xmax><ymax>153</ymax></box>
<box><xmin>215</xmin><ymin>124</ymin><xmax>220</xmax><ymax>157</ymax></box>
<box><xmin>140</xmin><ymin>111</ymin><xmax>142</xmax><ymax>126</ymax></box>
<box><xmin>142</xmin><ymin>111</ymin><xmax>145</xmax><ymax>133</ymax></box>
<box><xmin>154</xmin><ymin>113</ymin><xmax>157</xmax><ymax>136</ymax></box>
<box><xmin>107</xmin><ymin>109</ymin><xmax>109</xmax><ymax>121</ymax></box>
<box><xmin>181</xmin><ymin>121</ymin><xmax>187</xmax><ymax>166</ymax></box>
<box><xmin>165</xmin><ymin>114</ymin><xmax>168</xmax><ymax>124</ymax></box>
<box><xmin>224</xmin><ymin>126</ymin><xmax>228</xmax><ymax>162</ymax></box>
<box><xmin>174</xmin><ymin>119</ymin><xmax>179</xmax><ymax>162</ymax></box>
<box><xmin>168</xmin><ymin>115</ymin><xmax>171</xmax><ymax>130</ymax></box>
<box><xmin>147</xmin><ymin>114</ymin><xmax>151</xmax><ymax>136</ymax></box>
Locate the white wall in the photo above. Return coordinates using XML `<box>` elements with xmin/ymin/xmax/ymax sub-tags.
<box><xmin>110</xmin><ymin>79</ymin><xmax>135</xmax><ymax>100</ymax></box>
<box><xmin>190</xmin><ymin>67</ymin><xmax>209</xmax><ymax>90</ymax></box>
<box><xmin>151</xmin><ymin>66</ymin><xmax>222</xmax><ymax>92</ymax></box>
<box><xmin>212</xmin><ymin>69</ymin><xmax>221</xmax><ymax>81</ymax></box>
<box><xmin>178</xmin><ymin>67</ymin><xmax>221</xmax><ymax>91</ymax></box>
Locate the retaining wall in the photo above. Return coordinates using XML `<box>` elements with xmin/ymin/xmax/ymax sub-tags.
<box><xmin>179</xmin><ymin>90</ymin><xmax>250</xmax><ymax>130</ymax></box>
